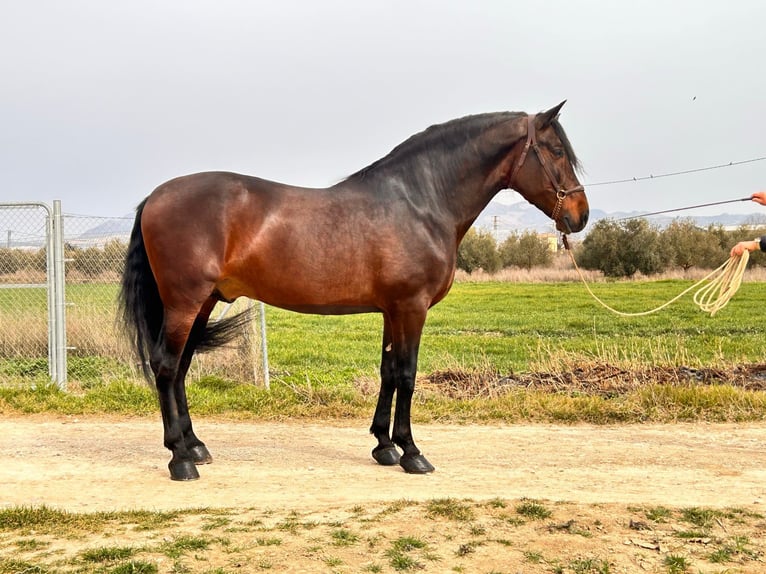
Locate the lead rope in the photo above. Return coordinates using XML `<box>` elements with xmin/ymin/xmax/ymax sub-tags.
<box><xmin>562</xmin><ymin>235</ymin><xmax>749</xmax><ymax>317</ymax></box>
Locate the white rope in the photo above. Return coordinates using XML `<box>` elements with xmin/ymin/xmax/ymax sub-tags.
<box><xmin>566</xmin><ymin>248</ymin><xmax>749</xmax><ymax>317</ymax></box>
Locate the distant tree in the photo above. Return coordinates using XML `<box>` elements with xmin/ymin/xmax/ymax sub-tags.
<box><xmin>662</xmin><ymin>219</ymin><xmax>723</xmax><ymax>271</ymax></box>
<box><xmin>578</xmin><ymin>218</ymin><xmax>671</xmax><ymax>277</ymax></box>
<box><xmin>576</xmin><ymin>219</ymin><xmax>624</xmax><ymax>277</ymax></box>
<box><xmin>457</xmin><ymin>228</ymin><xmax>500</xmax><ymax>273</ymax></box>
<box><xmin>499</xmin><ymin>231</ymin><xmax>552</xmax><ymax>270</ymax></box>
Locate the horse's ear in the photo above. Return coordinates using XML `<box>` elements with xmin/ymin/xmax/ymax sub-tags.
<box><xmin>534</xmin><ymin>100</ymin><xmax>566</xmax><ymax>129</ymax></box>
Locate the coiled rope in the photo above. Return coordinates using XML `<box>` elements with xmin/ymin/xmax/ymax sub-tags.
<box><xmin>564</xmin><ymin>239</ymin><xmax>749</xmax><ymax>317</ymax></box>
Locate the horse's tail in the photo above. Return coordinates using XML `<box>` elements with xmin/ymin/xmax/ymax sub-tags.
<box><xmin>119</xmin><ymin>198</ymin><xmax>253</xmax><ymax>381</ymax></box>
<box><xmin>119</xmin><ymin>198</ymin><xmax>163</xmax><ymax>381</ymax></box>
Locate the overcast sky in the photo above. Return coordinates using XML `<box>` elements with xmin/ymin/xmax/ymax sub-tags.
<box><xmin>1</xmin><ymin>1</ymin><xmax>764</xmax><ymax>224</ymax></box>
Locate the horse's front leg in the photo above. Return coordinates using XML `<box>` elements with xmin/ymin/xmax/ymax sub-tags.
<box><xmin>390</xmin><ymin>308</ymin><xmax>434</xmax><ymax>474</ymax></box>
<box><xmin>370</xmin><ymin>318</ymin><xmax>401</xmax><ymax>466</ymax></box>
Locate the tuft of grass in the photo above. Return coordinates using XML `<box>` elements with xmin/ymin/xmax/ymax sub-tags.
<box><xmin>425</xmin><ymin>498</ymin><xmax>475</xmax><ymax>522</ymax></box>
<box><xmin>81</xmin><ymin>545</ymin><xmax>138</xmax><ymax>563</ymax></box>
<box><xmin>664</xmin><ymin>554</ymin><xmax>691</xmax><ymax>573</ymax></box>
<box><xmin>646</xmin><ymin>506</ymin><xmax>673</xmax><ymax>522</ymax></box>
<box><xmin>160</xmin><ymin>535</ymin><xmax>211</xmax><ymax>559</ymax></box>
<box><xmin>331</xmin><ymin>528</ymin><xmax>360</xmax><ymax>546</ymax></box>
<box><xmin>516</xmin><ymin>499</ymin><xmax>552</xmax><ymax>520</ymax></box>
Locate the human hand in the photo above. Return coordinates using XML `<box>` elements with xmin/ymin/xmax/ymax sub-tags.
<box><xmin>730</xmin><ymin>240</ymin><xmax>760</xmax><ymax>257</ymax></box>
<box><xmin>751</xmin><ymin>191</ymin><xmax>766</xmax><ymax>205</ymax></box>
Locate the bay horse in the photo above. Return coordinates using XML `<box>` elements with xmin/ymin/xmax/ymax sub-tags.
<box><xmin>119</xmin><ymin>101</ymin><xmax>589</xmax><ymax>481</ymax></box>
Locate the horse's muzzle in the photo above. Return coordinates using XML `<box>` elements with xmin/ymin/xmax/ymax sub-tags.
<box><xmin>558</xmin><ymin>208</ymin><xmax>589</xmax><ymax>234</ymax></box>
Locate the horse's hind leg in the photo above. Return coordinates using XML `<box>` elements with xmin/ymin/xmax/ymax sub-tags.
<box><xmin>173</xmin><ymin>298</ymin><xmax>218</xmax><ymax>466</ymax></box>
<box><xmin>152</xmin><ymin>302</ymin><xmax>211</xmax><ymax>481</ymax></box>
<box><xmin>370</xmin><ymin>317</ymin><xmax>401</xmax><ymax>466</ymax></box>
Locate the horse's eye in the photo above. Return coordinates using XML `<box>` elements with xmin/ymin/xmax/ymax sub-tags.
<box><xmin>552</xmin><ymin>148</ymin><xmax>565</xmax><ymax>158</ymax></box>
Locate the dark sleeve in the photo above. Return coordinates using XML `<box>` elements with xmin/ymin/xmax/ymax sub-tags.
<box><xmin>760</xmin><ymin>236</ymin><xmax>766</xmax><ymax>252</ymax></box>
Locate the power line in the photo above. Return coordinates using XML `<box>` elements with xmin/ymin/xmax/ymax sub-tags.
<box><xmin>584</xmin><ymin>156</ymin><xmax>766</xmax><ymax>187</ymax></box>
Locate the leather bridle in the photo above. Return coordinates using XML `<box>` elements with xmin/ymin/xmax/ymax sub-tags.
<box><xmin>508</xmin><ymin>114</ymin><xmax>585</xmax><ymax>222</ymax></box>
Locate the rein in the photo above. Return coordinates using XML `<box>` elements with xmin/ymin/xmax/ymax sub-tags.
<box><xmin>562</xmin><ymin>235</ymin><xmax>749</xmax><ymax>317</ymax></box>
<box><xmin>509</xmin><ymin>114</ymin><xmax>585</xmax><ymax>222</ymax></box>
<box><xmin>617</xmin><ymin>197</ymin><xmax>751</xmax><ymax>221</ymax></box>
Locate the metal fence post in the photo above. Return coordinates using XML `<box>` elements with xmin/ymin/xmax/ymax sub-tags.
<box><xmin>51</xmin><ymin>200</ymin><xmax>67</xmax><ymax>388</ymax></box>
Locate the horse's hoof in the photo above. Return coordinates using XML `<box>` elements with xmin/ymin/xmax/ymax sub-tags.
<box><xmin>400</xmin><ymin>454</ymin><xmax>435</xmax><ymax>474</ymax></box>
<box><xmin>189</xmin><ymin>445</ymin><xmax>213</xmax><ymax>465</ymax></box>
<box><xmin>372</xmin><ymin>446</ymin><xmax>401</xmax><ymax>466</ymax></box>
<box><xmin>169</xmin><ymin>460</ymin><xmax>200</xmax><ymax>481</ymax></box>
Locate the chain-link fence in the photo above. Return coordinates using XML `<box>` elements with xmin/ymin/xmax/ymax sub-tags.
<box><xmin>0</xmin><ymin>204</ymin><xmax>53</xmax><ymax>380</ymax></box>
<box><xmin>1</xmin><ymin>204</ymin><xmax>266</xmax><ymax>387</ymax></box>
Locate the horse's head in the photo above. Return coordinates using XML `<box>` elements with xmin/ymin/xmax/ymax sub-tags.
<box><xmin>508</xmin><ymin>101</ymin><xmax>589</xmax><ymax>234</ymax></box>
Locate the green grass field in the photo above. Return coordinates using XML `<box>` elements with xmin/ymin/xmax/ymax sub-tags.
<box><xmin>265</xmin><ymin>280</ymin><xmax>766</xmax><ymax>380</ymax></box>
<box><xmin>1</xmin><ymin>279</ymin><xmax>765</xmax><ymax>422</ymax></box>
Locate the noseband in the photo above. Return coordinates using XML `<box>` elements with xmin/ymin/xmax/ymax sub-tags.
<box><xmin>508</xmin><ymin>114</ymin><xmax>585</xmax><ymax>222</ymax></box>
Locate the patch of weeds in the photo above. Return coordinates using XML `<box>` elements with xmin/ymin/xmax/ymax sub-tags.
<box><xmin>680</xmin><ymin>507</ymin><xmax>721</xmax><ymax>530</ymax></box>
<box><xmin>645</xmin><ymin>506</ymin><xmax>673</xmax><ymax>522</ymax></box>
<box><xmin>523</xmin><ymin>550</ymin><xmax>543</xmax><ymax>563</ymax></box>
<box><xmin>469</xmin><ymin>524</ymin><xmax>486</xmax><ymax>536</ymax></box>
<box><xmin>386</xmin><ymin>537</ymin><xmax>428</xmax><ymax>571</ymax></box>
<box><xmin>426</xmin><ymin>498</ymin><xmax>475</xmax><ymax>521</ymax></box>
<box><xmin>0</xmin><ymin>504</ymin><xmax>106</xmax><ymax>533</ymax></box>
<box><xmin>569</xmin><ymin>557</ymin><xmax>611</xmax><ymax>574</ymax></box>
<box><xmin>362</xmin><ymin>564</ymin><xmax>383</xmax><ymax>573</ymax></box>
<box><xmin>708</xmin><ymin>535</ymin><xmax>758</xmax><ymax>563</ymax></box>
<box><xmin>674</xmin><ymin>529</ymin><xmax>709</xmax><ymax>540</ymax></box>
<box><xmin>81</xmin><ymin>545</ymin><xmax>138</xmax><ymax>562</ymax></box>
<box><xmin>109</xmin><ymin>561</ymin><xmax>158</xmax><ymax>574</ymax></box>
<box><xmin>122</xmin><ymin>509</ymin><xmax>182</xmax><ymax>531</ymax></box>
<box><xmin>331</xmin><ymin>528</ymin><xmax>360</xmax><ymax>546</ymax></box>
<box><xmin>14</xmin><ymin>538</ymin><xmax>50</xmax><ymax>552</ymax></box>
<box><xmin>663</xmin><ymin>554</ymin><xmax>690</xmax><ymax>573</ymax></box>
<box><xmin>515</xmin><ymin>499</ymin><xmax>552</xmax><ymax>520</ymax></box>
<box><xmin>254</xmin><ymin>537</ymin><xmax>282</xmax><ymax>546</ymax></box>
<box><xmin>486</xmin><ymin>498</ymin><xmax>507</xmax><ymax>509</ymax></box>
<box><xmin>548</xmin><ymin>519</ymin><xmax>592</xmax><ymax>538</ymax></box>
<box><xmin>391</xmin><ymin>537</ymin><xmax>428</xmax><ymax>552</ymax></box>
<box><xmin>201</xmin><ymin>516</ymin><xmax>232</xmax><ymax>531</ymax></box>
<box><xmin>323</xmin><ymin>556</ymin><xmax>344</xmax><ymax>567</ymax></box>
<box><xmin>378</xmin><ymin>499</ymin><xmax>419</xmax><ymax>517</ymax></box>
<box><xmin>161</xmin><ymin>535</ymin><xmax>211</xmax><ymax>559</ymax></box>
<box><xmin>275</xmin><ymin>516</ymin><xmax>300</xmax><ymax>533</ymax></box>
<box><xmin>456</xmin><ymin>541</ymin><xmax>483</xmax><ymax>556</ymax></box>
<box><xmin>387</xmin><ymin>552</ymin><xmax>424</xmax><ymax>571</ymax></box>
<box><xmin>708</xmin><ymin>546</ymin><xmax>734</xmax><ymax>564</ymax></box>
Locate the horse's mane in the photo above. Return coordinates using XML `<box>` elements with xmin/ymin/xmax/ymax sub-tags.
<box><xmin>343</xmin><ymin>111</ymin><xmax>581</xmax><ymax>189</ymax></box>
<box><xmin>344</xmin><ymin>112</ymin><xmax>518</xmax><ymax>187</ymax></box>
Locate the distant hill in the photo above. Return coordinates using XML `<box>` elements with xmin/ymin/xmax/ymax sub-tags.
<box><xmin>474</xmin><ymin>201</ymin><xmax>766</xmax><ymax>239</ymax></box>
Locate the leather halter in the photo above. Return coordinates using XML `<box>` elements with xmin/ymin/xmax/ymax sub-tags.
<box><xmin>508</xmin><ymin>114</ymin><xmax>585</xmax><ymax>222</ymax></box>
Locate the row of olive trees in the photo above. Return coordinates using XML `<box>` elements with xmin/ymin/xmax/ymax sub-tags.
<box><xmin>457</xmin><ymin>229</ymin><xmax>554</xmax><ymax>273</ymax></box>
<box><xmin>457</xmin><ymin>219</ymin><xmax>766</xmax><ymax>277</ymax></box>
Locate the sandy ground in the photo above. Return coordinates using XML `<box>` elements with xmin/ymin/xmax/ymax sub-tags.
<box><xmin>3</xmin><ymin>416</ymin><xmax>766</xmax><ymax>513</ymax></box>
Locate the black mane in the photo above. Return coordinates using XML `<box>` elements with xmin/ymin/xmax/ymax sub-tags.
<box><xmin>343</xmin><ymin>111</ymin><xmax>581</xmax><ymax>189</ymax></box>
<box><xmin>344</xmin><ymin>112</ymin><xmax>519</xmax><ymax>187</ymax></box>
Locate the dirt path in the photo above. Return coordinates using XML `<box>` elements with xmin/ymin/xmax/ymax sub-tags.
<box><xmin>3</xmin><ymin>416</ymin><xmax>766</xmax><ymax>512</ymax></box>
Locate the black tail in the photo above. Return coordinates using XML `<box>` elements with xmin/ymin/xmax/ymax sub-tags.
<box><xmin>119</xmin><ymin>199</ymin><xmax>163</xmax><ymax>381</ymax></box>
<box><xmin>119</xmin><ymin>199</ymin><xmax>253</xmax><ymax>381</ymax></box>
